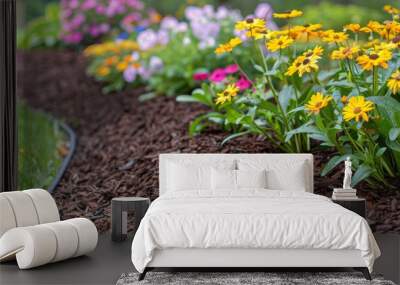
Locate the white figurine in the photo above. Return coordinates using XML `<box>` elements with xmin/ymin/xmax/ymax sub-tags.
<box><xmin>343</xmin><ymin>157</ymin><xmax>353</xmax><ymax>190</ymax></box>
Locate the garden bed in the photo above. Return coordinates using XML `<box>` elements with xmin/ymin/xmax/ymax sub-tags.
<box><xmin>17</xmin><ymin>50</ymin><xmax>400</xmax><ymax>233</ymax></box>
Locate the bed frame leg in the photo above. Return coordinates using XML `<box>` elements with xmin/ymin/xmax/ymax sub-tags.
<box><xmin>138</xmin><ymin>268</ymin><xmax>148</xmax><ymax>281</ymax></box>
<box><xmin>354</xmin><ymin>267</ymin><xmax>371</xmax><ymax>280</ymax></box>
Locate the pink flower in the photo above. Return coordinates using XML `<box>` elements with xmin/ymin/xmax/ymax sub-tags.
<box><xmin>236</xmin><ymin>76</ymin><xmax>252</xmax><ymax>90</ymax></box>
<box><xmin>209</xmin><ymin>68</ymin><xmax>226</xmax><ymax>82</ymax></box>
<box><xmin>193</xmin><ymin>72</ymin><xmax>209</xmax><ymax>81</ymax></box>
<box><xmin>224</xmin><ymin>64</ymin><xmax>239</xmax><ymax>74</ymax></box>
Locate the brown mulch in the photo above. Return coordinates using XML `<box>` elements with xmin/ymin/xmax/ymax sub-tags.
<box><xmin>17</xmin><ymin>50</ymin><xmax>400</xmax><ymax>234</ymax></box>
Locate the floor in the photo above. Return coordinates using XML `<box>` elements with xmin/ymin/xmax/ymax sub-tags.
<box><xmin>1</xmin><ymin>233</ymin><xmax>399</xmax><ymax>285</ymax></box>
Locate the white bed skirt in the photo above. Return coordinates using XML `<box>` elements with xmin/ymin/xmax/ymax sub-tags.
<box><xmin>148</xmin><ymin>248</ymin><xmax>366</xmax><ymax>268</ymax></box>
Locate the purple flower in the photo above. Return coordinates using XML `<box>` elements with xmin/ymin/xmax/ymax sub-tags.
<box><xmin>88</xmin><ymin>25</ymin><xmax>101</xmax><ymax>37</ymax></box>
<box><xmin>149</xmin><ymin>56</ymin><xmax>163</xmax><ymax>71</ymax></box>
<box><xmin>81</xmin><ymin>0</ymin><xmax>97</xmax><ymax>11</ymax></box>
<box><xmin>70</xmin><ymin>14</ymin><xmax>85</xmax><ymax>29</ymax></box>
<box><xmin>63</xmin><ymin>32</ymin><xmax>83</xmax><ymax>44</ymax></box>
<box><xmin>209</xmin><ymin>68</ymin><xmax>226</xmax><ymax>83</ymax></box>
<box><xmin>98</xmin><ymin>23</ymin><xmax>110</xmax><ymax>33</ymax></box>
<box><xmin>254</xmin><ymin>3</ymin><xmax>273</xmax><ymax>19</ymax></box>
<box><xmin>95</xmin><ymin>5</ymin><xmax>106</xmax><ymax>15</ymax></box>
<box><xmin>138</xmin><ymin>66</ymin><xmax>151</xmax><ymax>80</ymax></box>
<box><xmin>191</xmin><ymin>21</ymin><xmax>220</xmax><ymax>42</ymax></box>
<box><xmin>137</xmin><ymin>29</ymin><xmax>158</xmax><ymax>50</ymax></box>
<box><xmin>123</xmin><ymin>66</ymin><xmax>137</xmax><ymax>83</ymax></box>
<box><xmin>157</xmin><ymin>30</ymin><xmax>169</xmax><ymax>46</ymax></box>
<box><xmin>160</xmin><ymin>16</ymin><xmax>179</xmax><ymax>30</ymax></box>
<box><xmin>126</xmin><ymin>0</ymin><xmax>144</xmax><ymax>10</ymax></box>
<box><xmin>69</xmin><ymin>0</ymin><xmax>79</xmax><ymax>9</ymax></box>
<box><xmin>185</xmin><ymin>6</ymin><xmax>204</xmax><ymax>21</ymax></box>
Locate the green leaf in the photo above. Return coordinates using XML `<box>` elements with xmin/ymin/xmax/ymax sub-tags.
<box><xmin>278</xmin><ymin>85</ymin><xmax>295</xmax><ymax>113</ymax></box>
<box><xmin>321</xmin><ymin>154</ymin><xmax>351</xmax><ymax>176</ymax></box>
<box><xmin>389</xmin><ymin>128</ymin><xmax>400</xmax><ymax>141</ymax></box>
<box><xmin>221</xmin><ymin>131</ymin><xmax>251</xmax><ymax>146</ymax></box>
<box><xmin>253</xmin><ymin>64</ymin><xmax>265</xmax><ymax>73</ymax></box>
<box><xmin>351</xmin><ymin>164</ymin><xmax>374</xmax><ymax>187</ymax></box>
<box><xmin>285</xmin><ymin>123</ymin><xmax>326</xmax><ymax>142</ymax></box>
<box><xmin>376</xmin><ymin>147</ymin><xmax>387</xmax><ymax>157</ymax></box>
<box><xmin>138</xmin><ymin>92</ymin><xmax>157</xmax><ymax>102</ymax></box>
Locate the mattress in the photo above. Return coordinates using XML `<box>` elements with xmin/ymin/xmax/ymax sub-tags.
<box><xmin>131</xmin><ymin>190</ymin><xmax>380</xmax><ymax>273</ymax></box>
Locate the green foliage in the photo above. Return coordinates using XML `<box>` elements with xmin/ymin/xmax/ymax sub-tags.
<box><xmin>292</xmin><ymin>1</ymin><xmax>386</xmax><ymax>30</ymax></box>
<box><xmin>17</xmin><ymin>3</ymin><xmax>61</xmax><ymax>50</ymax></box>
<box><xmin>18</xmin><ymin>102</ymin><xmax>65</xmax><ymax>190</ymax></box>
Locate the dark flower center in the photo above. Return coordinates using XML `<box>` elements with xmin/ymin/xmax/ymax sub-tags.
<box><xmin>369</xmin><ymin>54</ymin><xmax>379</xmax><ymax>60</ymax></box>
<box><xmin>305</xmin><ymin>52</ymin><xmax>313</xmax><ymax>57</ymax></box>
<box><xmin>303</xmin><ymin>58</ymin><xmax>310</xmax><ymax>65</ymax></box>
<box><xmin>315</xmin><ymin>102</ymin><xmax>322</xmax><ymax>108</ymax></box>
<box><xmin>246</xmin><ymin>18</ymin><xmax>254</xmax><ymax>24</ymax></box>
<box><xmin>393</xmin><ymin>36</ymin><xmax>400</xmax><ymax>43</ymax></box>
<box><xmin>278</xmin><ymin>41</ymin><xmax>283</xmax><ymax>45</ymax></box>
<box><xmin>353</xmin><ymin>107</ymin><xmax>362</xmax><ymax>114</ymax></box>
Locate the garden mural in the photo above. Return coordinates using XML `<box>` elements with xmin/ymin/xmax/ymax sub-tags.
<box><xmin>18</xmin><ymin>0</ymin><xmax>400</xmax><ymax>233</ymax></box>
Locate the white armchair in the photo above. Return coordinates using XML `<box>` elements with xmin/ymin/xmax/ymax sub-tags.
<box><xmin>0</xmin><ymin>189</ymin><xmax>98</xmax><ymax>269</ymax></box>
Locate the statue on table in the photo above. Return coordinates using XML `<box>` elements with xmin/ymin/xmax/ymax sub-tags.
<box><xmin>343</xmin><ymin>157</ymin><xmax>353</xmax><ymax>190</ymax></box>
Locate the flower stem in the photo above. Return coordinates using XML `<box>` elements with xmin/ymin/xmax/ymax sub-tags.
<box><xmin>372</xmin><ymin>66</ymin><xmax>378</xmax><ymax>96</ymax></box>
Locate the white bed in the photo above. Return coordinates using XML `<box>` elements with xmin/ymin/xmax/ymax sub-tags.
<box><xmin>131</xmin><ymin>153</ymin><xmax>380</xmax><ymax>280</ymax></box>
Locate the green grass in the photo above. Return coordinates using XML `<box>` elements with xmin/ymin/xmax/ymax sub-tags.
<box><xmin>18</xmin><ymin>102</ymin><xmax>66</xmax><ymax>190</ymax></box>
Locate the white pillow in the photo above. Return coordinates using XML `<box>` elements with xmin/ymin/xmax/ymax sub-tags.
<box><xmin>238</xmin><ymin>159</ymin><xmax>307</xmax><ymax>191</ymax></box>
<box><xmin>236</xmin><ymin>169</ymin><xmax>267</xmax><ymax>189</ymax></box>
<box><xmin>166</xmin><ymin>159</ymin><xmax>235</xmax><ymax>192</ymax></box>
<box><xmin>211</xmin><ymin>169</ymin><xmax>267</xmax><ymax>191</ymax></box>
<box><xmin>167</xmin><ymin>162</ymin><xmax>210</xmax><ymax>191</ymax></box>
<box><xmin>211</xmin><ymin>168</ymin><xmax>236</xmax><ymax>190</ymax></box>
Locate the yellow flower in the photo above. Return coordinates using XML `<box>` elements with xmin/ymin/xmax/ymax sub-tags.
<box><xmin>215</xmin><ymin>84</ymin><xmax>240</xmax><ymax>105</ymax></box>
<box><xmin>373</xmin><ymin>41</ymin><xmax>397</xmax><ymax>51</ymax></box>
<box><xmin>247</xmin><ymin>26</ymin><xmax>269</xmax><ymax>39</ymax></box>
<box><xmin>302</xmin><ymin>24</ymin><xmax>323</xmax><ymax>39</ymax></box>
<box><xmin>235</xmin><ymin>18</ymin><xmax>266</xmax><ymax>32</ymax></box>
<box><xmin>331</xmin><ymin>45</ymin><xmax>360</xmax><ymax>60</ymax></box>
<box><xmin>266</xmin><ymin>36</ymin><xmax>293</xmax><ymax>52</ymax></box>
<box><xmin>392</xmin><ymin>35</ymin><xmax>400</xmax><ymax>48</ymax></box>
<box><xmin>285</xmin><ymin>54</ymin><xmax>320</xmax><ymax>77</ymax></box>
<box><xmin>384</xmin><ymin>5</ymin><xmax>400</xmax><ymax>16</ymax></box>
<box><xmin>305</xmin><ymin>92</ymin><xmax>332</xmax><ymax>114</ymax></box>
<box><xmin>360</xmin><ymin>21</ymin><xmax>383</xmax><ymax>34</ymax></box>
<box><xmin>273</xmin><ymin>10</ymin><xmax>303</xmax><ymax>19</ymax></box>
<box><xmin>387</xmin><ymin>70</ymin><xmax>400</xmax><ymax>94</ymax></box>
<box><xmin>341</xmin><ymin>96</ymin><xmax>348</xmax><ymax>103</ymax></box>
<box><xmin>83</xmin><ymin>40</ymin><xmax>139</xmax><ymax>57</ymax></box>
<box><xmin>116</xmin><ymin>61</ymin><xmax>129</xmax><ymax>72</ymax></box>
<box><xmin>321</xmin><ymin>30</ymin><xmax>349</xmax><ymax>44</ymax></box>
<box><xmin>356</xmin><ymin>49</ymin><xmax>392</xmax><ymax>71</ymax></box>
<box><xmin>96</xmin><ymin>66</ymin><xmax>110</xmax><ymax>77</ymax></box>
<box><xmin>303</xmin><ymin>45</ymin><xmax>324</xmax><ymax>60</ymax></box>
<box><xmin>104</xmin><ymin>56</ymin><xmax>118</xmax><ymax>66</ymax></box>
<box><xmin>215</xmin><ymin>37</ymin><xmax>242</xmax><ymax>55</ymax></box>
<box><xmin>343</xmin><ymin>96</ymin><xmax>374</xmax><ymax>122</ymax></box>
<box><xmin>344</xmin><ymin>23</ymin><xmax>361</xmax><ymax>33</ymax></box>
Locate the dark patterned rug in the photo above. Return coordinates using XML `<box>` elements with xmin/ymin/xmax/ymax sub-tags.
<box><xmin>116</xmin><ymin>272</ymin><xmax>395</xmax><ymax>285</ymax></box>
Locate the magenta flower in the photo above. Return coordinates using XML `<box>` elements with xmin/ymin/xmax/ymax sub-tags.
<box><xmin>193</xmin><ymin>72</ymin><xmax>209</xmax><ymax>81</ymax></box>
<box><xmin>236</xmin><ymin>76</ymin><xmax>252</xmax><ymax>91</ymax></box>
<box><xmin>224</xmin><ymin>64</ymin><xmax>239</xmax><ymax>74</ymax></box>
<box><xmin>209</xmin><ymin>68</ymin><xmax>226</xmax><ymax>82</ymax></box>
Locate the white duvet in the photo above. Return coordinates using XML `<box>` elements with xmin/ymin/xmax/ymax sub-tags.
<box><xmin>131</xmin><ymin>190</ymin><xmax>380</xmax><ymax>273</ymax></box>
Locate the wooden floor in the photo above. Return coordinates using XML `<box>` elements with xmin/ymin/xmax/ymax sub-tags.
<box><xmin>0</xmin><ymin>233</ymin><xmax>399</xmax><ymax>285</ymax></box>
